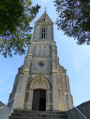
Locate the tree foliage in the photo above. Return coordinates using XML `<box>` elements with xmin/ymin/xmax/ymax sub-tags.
<box><xmin>0</xmin><ymin>0</ymin><xmax>40</xmax><ymax>57</ymax></box>
<box><xmin>54</xmin><ymin>0</ymin><xmax>90</xmax><ymax>45</ymax></box>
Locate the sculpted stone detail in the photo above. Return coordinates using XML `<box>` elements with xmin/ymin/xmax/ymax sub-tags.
<box><xmin>30</xmin><ymin>76</ymin><xmax>50</xmax><ymax>90</ymax></box>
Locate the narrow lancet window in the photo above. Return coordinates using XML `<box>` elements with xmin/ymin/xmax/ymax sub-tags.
<box><xmin>41</xmin><ymin>28</ymin><xmax>46</xmax><ymax>39</ymax></box>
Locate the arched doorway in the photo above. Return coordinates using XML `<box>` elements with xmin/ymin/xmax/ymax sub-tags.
<box><xmin>32</xmin><ymin>89</ymin><xmax>46</xmax><ymax>111</ymax></box>
<box><xmin>24</xmin><ymin>76</ymin><xmax>51</xmax><ymax>111</ymax></box>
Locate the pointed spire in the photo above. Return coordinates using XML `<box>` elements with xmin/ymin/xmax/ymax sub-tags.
<box><xmin>36</xmin><ymin>10</ymin><xmax>53</xmax><ymax>23</ymax></box>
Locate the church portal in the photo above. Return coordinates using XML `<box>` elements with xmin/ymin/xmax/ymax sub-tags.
<box><xmin>32</xmin><ymin>89</ymin><xmax>46</xmax><ymax>111</ymax></box>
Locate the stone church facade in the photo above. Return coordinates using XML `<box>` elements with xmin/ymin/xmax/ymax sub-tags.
<box><xmin>8</xmin><ymin>11</ymin><xmax>73</xmax><ymax>112</ymax></box>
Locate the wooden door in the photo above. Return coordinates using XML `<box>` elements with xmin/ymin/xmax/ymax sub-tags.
<box><xmin>32</xmin><ymin>89</ymin><xmax>40</xmax><ymax>110</ymax></box>
<box><xmin>39</xmin><ymin>90</ymin><xmax>46</xmax><ymax>111</ymax></box>
<box><xmin>32</xmin><ymin>89</ymin><xmax>46</xmax><ymax>111</ymax></box>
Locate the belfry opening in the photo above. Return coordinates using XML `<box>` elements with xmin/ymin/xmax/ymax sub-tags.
<box><xmin>32</xmin><ymin>89</ymin><xmax>46</xmax><ymax>111</ymax></box>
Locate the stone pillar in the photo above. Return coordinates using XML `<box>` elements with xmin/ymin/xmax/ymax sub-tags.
<box><xmin>13</xmin><ymin>44</ymin><xmax>33</xmax><ymax>109</ymax></box>
<box><xmin>13</xmin><ymin>71</ymin><xmax>29</xmax><ymax>109</ymax></box>
<box><xmin>24</xmin><ymin>45</ymin><xmax>33</xmax><ymax>70</ymax></box>
<box><xmin>13</xmin><ymin>74</ymin><xmax>23</xmax><ymax>109</ymax></box>
<box><xmin>66</xmin><ymin>76</ymin><xmax>73</xmax><ymax>109</ymax></box>
<box><xmin>46</xmin><ymin>90</ymin><xmax>51</xmax><ymax>110</ymax></box>
<box><xmin>52</xmin><ymin>43</ymin><xmax>59</xmax><ymax>110</ymax></box>
<box><xmin>28</xmin><ymin>89</ymin><xmax>33</xmax><ymax>110</ymax></box>
<box><xmin>52</xmin><ymin>73</ymin><xmax>59</xmax><ymax>110</ymax></box>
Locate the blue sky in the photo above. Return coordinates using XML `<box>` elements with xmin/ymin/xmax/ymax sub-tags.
<box><xmin>0</xmin><ymin>0</ymin><xmax>90</xmax><ymax>107</ymax></box>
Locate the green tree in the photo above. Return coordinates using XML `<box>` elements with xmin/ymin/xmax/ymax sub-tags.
<box><xmin>54</xmin><ymin>0</ymin><xmax>90</xmax><ymax>45</ymax></box>
<box><xmin>0</xmin><ymin>0</ymin><xmax>40</xmax><ymax>57</ymax></box>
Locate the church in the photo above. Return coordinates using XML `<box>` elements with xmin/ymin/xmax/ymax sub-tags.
<box><xmin>8</xmin><ymin>11</ymin><xmax>74</xmax><ymax>119</ymax></box>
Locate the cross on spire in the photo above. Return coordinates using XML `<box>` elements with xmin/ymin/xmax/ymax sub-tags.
<box><xmin>45</xmin><ymin>7</ymin><xmax>47</xmax><ymax>12</ymax></box>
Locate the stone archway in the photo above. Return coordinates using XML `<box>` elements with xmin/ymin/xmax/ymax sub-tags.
<box><xmin>25</xmin><ymin>76</ymin><xmax>51</xmax><ymax>111</ymax></box>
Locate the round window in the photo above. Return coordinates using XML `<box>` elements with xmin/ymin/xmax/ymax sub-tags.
<box><xmin>39</xmin><ymin>61</ymin><xmax>44</xmax><ymax>67</ymax></box>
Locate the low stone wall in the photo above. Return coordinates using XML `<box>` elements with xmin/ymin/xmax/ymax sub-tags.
<box><xmin>0</xmin><ymin>105</ymin><xmax>12</xmax><ymax>119</ymax></box>
<box><xmin>66</xmin><ymin>108</ymin><xmax>86</xmax><ymax>119</ymax></box>
<box><xmin>66</xmin><ymin>101</ymin><xmax>90</xmax><ymax>119</ymax></box>
<box><xmin>77</xmin><ymin>101</ymin><xmax>90</xmax><ymax>119</ymax></box>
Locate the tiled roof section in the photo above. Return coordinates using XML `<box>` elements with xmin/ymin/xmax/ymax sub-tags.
<box><xmin>36</xmin><ymin>11</ymin><xmax>53</xmax><ymax>23</ymax></box>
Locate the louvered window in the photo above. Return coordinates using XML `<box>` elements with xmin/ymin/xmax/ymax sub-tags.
<box><xmin>41</xmin><ymin>28</ymin><xmax>46</xmax><ymax>39</ymax></box>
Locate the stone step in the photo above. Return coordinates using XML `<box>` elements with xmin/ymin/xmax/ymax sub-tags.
<box><xmin>11</xmin><ymin>112</ymin><xmax>66</xmax><ymax>116</ymax></box>
<box><xmin>13</xmin><ymin>110</ymin><xmax>65</xmax><ymax>115</ymax></box>
<box><xmin>9</xmin><ymin>117</ymin><xmax>67</xmax><ymax>119</ymax></box>
<box><xmin>8</xmin><ymin>110</ymin><xmax>68</xmax><ymax>119</ymax></box>
<box><xmin>13</xmin><ymin>109</ymin><xmax>65</xmax><ymax>114</ymax></box>
<box><xmin>9</xmin><ymin>117</ymin><xmax>48</xmax><ymax>119</ymax></box>
<box><xmin>11</xmin><ymin>114</ymin><xmax>66</xmax><ymax>118</ymax></box>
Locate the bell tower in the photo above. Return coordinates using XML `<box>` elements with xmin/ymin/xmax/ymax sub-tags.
<box><xmin>9</xmin><ymin>11</ymin><xmax>73</xmax><ymax>111</ymax></box>
<box><xmin>33</xmin><ymin>11</ymin><xmax>54</xmax><ymax>42</ymax></box>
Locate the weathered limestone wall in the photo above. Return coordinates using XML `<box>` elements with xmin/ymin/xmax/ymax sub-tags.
<box><xmin>31</xmin><ymin>58</ymin><xmax>52</xmax><ymax>74</ymax></box>
<box><xmin>33</xmin><ymin>24</ymin><xmax>53</xmax><ymax>41</ymax></box>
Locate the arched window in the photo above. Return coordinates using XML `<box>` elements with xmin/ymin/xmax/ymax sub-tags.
<box><xmin>41</xmin><ymin>28</ymin><xmax>46</xmax><ymax>39</ymax></box>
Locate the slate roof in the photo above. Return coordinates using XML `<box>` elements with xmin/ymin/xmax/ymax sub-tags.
<box><xmin>36</xmin><ymin>11</ymin><xmax>53</xmax><ymax>23</ymax></box>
